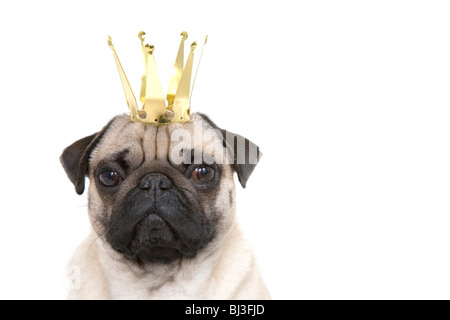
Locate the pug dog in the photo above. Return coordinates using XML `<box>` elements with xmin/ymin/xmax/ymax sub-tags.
<box><xmin>60</xmin><ymin>113</ymin><xmax>270</xmax><ymax>299</ymax></box>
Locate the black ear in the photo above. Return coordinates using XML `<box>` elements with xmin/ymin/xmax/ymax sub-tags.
<box><xmin>60</xmin><ymin>118</ymin><xmax>115</xmax><ymax>195</ymax></box>
<box><xmin>221</xmin><ymin>130</ymin><xmax>262</xmax><ymax>188</ymax></box>
<box><xmin>198</xmin><ymin>113</ymin><xmax>263</xmax><ymax>188</ymax></box>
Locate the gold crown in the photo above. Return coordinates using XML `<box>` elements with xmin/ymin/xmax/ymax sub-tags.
<box><xmin>108</xmin><ymin>31</ymin><xmax>207</xmax><ymax>125</ymax></box>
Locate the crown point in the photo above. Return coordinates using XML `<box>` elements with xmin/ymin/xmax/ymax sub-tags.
<box><xmin>144</xmin><ymin>44</ymin><xmax>155</xmax><ymax>54</ymax></box>
<box><xmin>204</xmin><ymin>35</ymin><xmax>208</xmax><ymax>45</ymax></box>
<box><xmin>138</xmin><ymin>31</ymin><xmax>146</xmax><ymax>42</ymax></box>
<box><xmin>181</xmin><ymin>31</ymin><xmax>188</xmax><ymax>40</ymax></box>
<box><xmin>190</xmin><ymin>42</ymin><xmax>197</xmax><ymax>50</ymax></box>
<box><xmin>107</xmin><ymin>36</ymin><xmax>114</xmax><ymax>49</ymax></box>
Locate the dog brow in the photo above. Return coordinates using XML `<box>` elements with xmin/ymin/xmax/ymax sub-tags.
<box><xmin>112</xmin><ymin>149</ymin><xmax>130</xmax><ymax>172</ymax></box>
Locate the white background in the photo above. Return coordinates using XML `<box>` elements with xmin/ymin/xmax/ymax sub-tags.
<box><xmin>0</xmin><ymin>0</ymin><xmax>449</xmax><ymax>300</ymax></box>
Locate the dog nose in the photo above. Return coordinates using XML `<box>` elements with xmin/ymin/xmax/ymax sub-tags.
<box><xmin>138</xmin><ymin>173</ymin><xmax>173</xmax><ymax>191</ymax></box>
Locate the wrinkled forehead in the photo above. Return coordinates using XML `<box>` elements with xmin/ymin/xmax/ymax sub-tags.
<box><xmin>90</xmin><ymin>113</ymin><xmax>225</xmax><ymax>166</ymax></box>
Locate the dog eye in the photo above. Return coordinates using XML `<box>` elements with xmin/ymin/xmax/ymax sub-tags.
<box><xmin>190</xmin><ymin>166</ymin><xmax>215</xmax><ymax>184</ymax></box>
<box><xmin>99</xmin><ymin>170</ymin><xmax>122</xmax><ymax>187</ymax></box>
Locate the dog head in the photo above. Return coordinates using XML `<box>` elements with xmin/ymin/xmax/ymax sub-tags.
<box><xmin>61</xmin><ymin>113</ymin><xmax>261</xmax><ymax>264</ymax></box>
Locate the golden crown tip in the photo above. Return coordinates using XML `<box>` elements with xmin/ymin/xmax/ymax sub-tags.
<box><xmin>190</xmin><ymin>42</ymin><xmax>198</xmax><ymax>50</ymax></box>
<box><xmin>181</xmin><ymin>31</ymin><xmax>188</xmax><ymax>40</ymax></box>
<box><xmin>204</xmin><ymin>35</ymin><xmax>208</xmax><ymax>44</ymax></box>
<box><xmin>144</xmin><ymin>43</ymin><xmax>155</xmax><ymax>54</ymax></box>
<box><xmin>107</xmin><ymin>36</ymin><xmax>114</xmax><ymax>49</ymax></box>
<box><xmin>138</xmin><ymin>31</ymin><xmax>146</xmax><ymax>42</ymax></box>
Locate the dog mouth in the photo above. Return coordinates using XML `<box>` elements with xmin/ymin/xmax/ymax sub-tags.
<box><xmin>105</xmin><ymin>188</ymin><xmax>213</xmax><ymax>264</ymax></box>
<box><xmin>111</xmin><ymin>213</ymin><xmax>192</xmax><ymax>263</ymax></box>
<box><xmin>132</xmin><ymin>214</ymin><xmax>179</xmax><ymax>246</ymax></box>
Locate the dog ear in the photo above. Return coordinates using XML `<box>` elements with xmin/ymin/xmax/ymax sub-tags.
<box><xmin>60</xmin><ymin>118</ymin><xmax>116</xmax><ymax>195</ymax></box>
<box><xmin>220</xmin><ymin>130</ymin><xmax>262</xmax><ymax>188</ymax></box>
<box><xmin>198</xmin><ymin>114</ymin><xmax>263</xmax><ymax>188</ymax></box>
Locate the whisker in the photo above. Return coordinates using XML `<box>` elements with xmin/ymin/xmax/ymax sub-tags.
<box><xmin>87</xmin><ymin>233</ymin><xmax>103</xmax><ymax>252</ymax></box>
<box><xmin>86</xmin><ymin>222</ymin><xmax>115</xmax><ymax>253</ymax></box>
